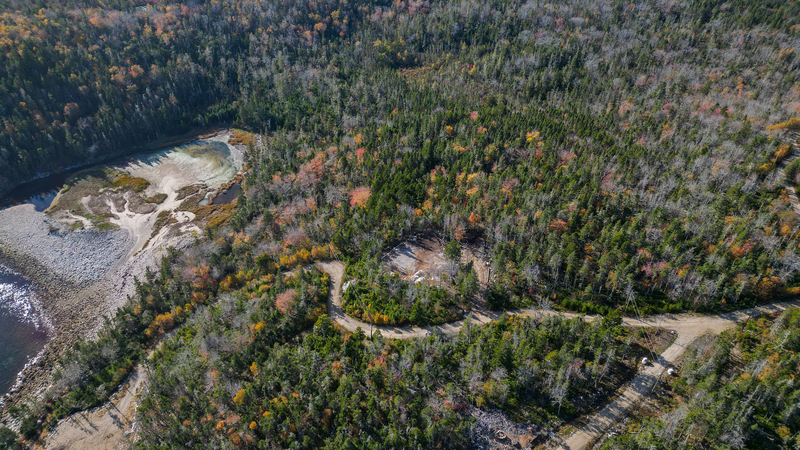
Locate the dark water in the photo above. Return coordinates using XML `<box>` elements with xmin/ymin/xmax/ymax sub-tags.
<box><xmin>0</xmin><ymin>267</ymin><xmax>49</xmax><ymax>395</ymax></box>
<box><xmin>0</xmin><ymin>174</ymin><xmax>68</xmax><ymax>211</ymax></box>
<box><xmin>212</xmin><ymin>182</ymin><xmax>241</xmax><ymax>205</ymax></box>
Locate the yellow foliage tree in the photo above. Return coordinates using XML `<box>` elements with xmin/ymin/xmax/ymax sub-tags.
<box><xmin>233</xmin><ymin>389</ymin><xmax>246</xmax><ymax>405</ymax></box>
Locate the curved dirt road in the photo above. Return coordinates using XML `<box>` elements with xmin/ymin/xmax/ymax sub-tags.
<box><xmin>43</xmin><ymin>261</ymin><xmax>799</xmax><ymax>450</ymax></box>
<box><xmin>318</xmin><ymin>261</ymin><xmax>797</xmax><ymax>341</ymax></box>
<box><xmin>316</xmin><ymin>261</ymin><xmax>799</xmax><ymax>450</ymax></box>
<box><xmin>558</xmin><ymin>301</ymin><xmax>799</xmax><ymax>450</ymax></box>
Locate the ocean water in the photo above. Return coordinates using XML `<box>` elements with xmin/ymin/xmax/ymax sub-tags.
<box><xmin>0</xmin><ymin>265</ymin><xmax>49</xmax><ymax>395</ymax></box>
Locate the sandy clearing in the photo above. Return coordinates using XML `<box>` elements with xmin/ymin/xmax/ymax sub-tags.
<box><xmin>57</xmin><ymin>209</ymin><xmax>93</xmax><ymax>230</ymax></box>
<box><xmin>106</xmin><ymin>193</ymin><xmax>155</xmax><ymax>258</ymax></box>
<box><xmin>383</xmin><ymin>238</ymin><xmax>449</xmax><ymax>281</ymax></box>
<box><xmin>43</xmin><ymin>366</ymin><xmax>144</xmax><ymax>450</ymax></box>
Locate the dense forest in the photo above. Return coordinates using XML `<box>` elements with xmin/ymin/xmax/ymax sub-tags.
<box><xmin>135</xmin><ymin>283</ymin><xmax>643</xmax><ymax>448</ymax></box>
<box><xmin>2</xmin><ymin>0</ymin><xmax>800</xmax><ymax>313</ymax></box>
<box><xmin>2</xmin><ymin>0</ymin><xmax>800</xmax><ymax>447</ymax></box>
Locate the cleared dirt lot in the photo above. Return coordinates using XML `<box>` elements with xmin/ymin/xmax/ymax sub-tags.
<box><xmin>383</xmin><ymin>237</ymin><xmax>450</xmax><ymax>283</ymax></box>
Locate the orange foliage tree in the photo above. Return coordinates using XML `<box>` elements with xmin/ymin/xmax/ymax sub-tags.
<box><xmin>349</xmin><ymin>186</ymin><xmax>371</xmax><ymax>207</ymax></box>
<box><xmin>275</xmin><ymin>289</ymin><xmax>297</xmax><ymax>313</ymax></box>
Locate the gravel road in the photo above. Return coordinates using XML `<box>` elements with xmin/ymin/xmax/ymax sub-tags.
<box><xmin>316</xmin><ymin>261</ymin><xmax>799</xmax><ymax>450</ymax></box>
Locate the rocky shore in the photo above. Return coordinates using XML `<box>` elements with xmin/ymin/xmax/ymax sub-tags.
<box><xmin>0</xmin><ymin>131</ymin><xmax>244</xmax><ymax>428</ymax></box>
<box><xmin>0</xmin><ymin>204</ymin><xmax>196</xmax><ymax>423</ymax></box>
<box><xmin>0</xmin><ymin>204</ymin><xmax>131</xmax><ymax>285</ymax></box>
<box><xmin>0</xmin><ymin>241</ymin><xmax>107</xmax><ymax>421</ymax></box>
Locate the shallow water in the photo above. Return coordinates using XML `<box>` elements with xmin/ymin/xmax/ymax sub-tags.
<box><xmin>120</xmin><ymin>140</ymin><xmax>240</xmax><ymax>191</ymax></box>
<box><xmin>0</xmin><ymin>266</ymin><xmax>49</xmax><ymax>395</ymax></box>
<box><xmin>212</xmin><ymin>182</ymin><xmax>241</xmax><ymax>205</ymax></box>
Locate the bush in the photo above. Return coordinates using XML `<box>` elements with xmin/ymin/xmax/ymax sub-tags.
<box><xmin>18</xmin><ymin>415</ymin><xmax>38</xmax><ymax>440</ymax></box>
<box><xmin>0</xmin><ymin>427</ymin><xmax>17</xmax><ymax>449</ymax></box>
<box><xmin>486</xmin><ymin>286</ymin><xmax>511</xmax><ymax>310</ymax></box>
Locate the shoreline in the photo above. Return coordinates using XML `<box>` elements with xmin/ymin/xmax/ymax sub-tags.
<box><xmin>0</xmin><ymin>245</ymin><xmax>93</xmax><ymax>422</ymax></box>
<box><xmin>0</xmin><ymin>129</ymin><xmax>243</xmax><ymax>427</ymax></box>
<box><xmin>0</xmin><ymin>126</ymin><xmax>231</xmax><ymax>203</ymax></box>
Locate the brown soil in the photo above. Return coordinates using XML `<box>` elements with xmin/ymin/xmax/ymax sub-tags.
<box><xmin>44</xmin><ymin>366</ymin><xmax>144</xmax><ymax>450</ymax></box>
<box><xmin>383</xmin><ymin>237</ymin><xmax>449</xmax><ymax>282</ymax></box>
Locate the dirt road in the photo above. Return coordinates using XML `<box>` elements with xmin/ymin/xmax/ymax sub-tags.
<box><xmin>43</xmin><ymin>332</ymin><xmax>179</xmax><ymax>450</ymax></box>
<box><xmin>316</xmin><ymin>261</ymin><xmax>545</xmax><ymax>339</ymax></box>
<box><xmin>558</xmin><ymin>301</ymin><xmax>799</xmax><ymax>450</ymax></box>
<box><xmin>42</xmin><ymin>261</ymin><xmax>798</xmax><ymax>449</ymax></box>
<box><xmin>315</xmin><ymin>261</ymin><xmax>799</xmax><ymax>450</ymax></box>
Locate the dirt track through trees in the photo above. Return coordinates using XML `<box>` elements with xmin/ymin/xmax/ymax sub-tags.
<box><xmin>43</xmin><ymin>260</ymin><xmax>798</xmax><ymax>449</ymax></box>
<box><xmin>44</xmin><ymin>366</ymin><xmax>143</xmax><ymax>450</ymax></box>
<box><xmin>315</xmin><ymin>261</ymin><xmax>799</xmax><ymax>450</ymax></box>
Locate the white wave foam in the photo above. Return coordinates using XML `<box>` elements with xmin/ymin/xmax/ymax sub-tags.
<box><xmin>0</xmin><ymin>264</ymin><xmax>52</xmax><ymax>332</ymax></box>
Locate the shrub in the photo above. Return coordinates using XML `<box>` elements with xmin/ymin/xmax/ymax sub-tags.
<box><xmin>0</xmin><ymin>427</ymin><xmax>18</xmax><ymax>449</ymax></box>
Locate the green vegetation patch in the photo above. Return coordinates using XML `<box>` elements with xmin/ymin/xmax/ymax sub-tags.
<box><xmin>186</xmin><ymin>203</ymin><xmax>236</xmax><ymax>228</ymax></box>
<box><xmin>176</xmin><ymin>184</ymin><xmax>206</xmax><ymax>201</ymax></box>
<box><xmin>133</xmin><ymin>308</ymin><xmax>644</xmax><ymax>448</ymax></box>
<box><xmin>144</xmin><ymin>193</ymin><xmax>168</xmax><ymax>204</ymax></box>
<box><xmin>110</xmin><ymin>173</ymin><xmax>149</xmax><ymax>193</ymax></box>
<box><xmin>44</xmin><ymin>167</ymin><xmax>149</xmax><ymax>230</ymax></box>
<box><xmin>46</xmin><ymin>168</ymin><xmax>114</xmax><ymax>227</ymax></box>
<box><xmin>96</xmin><ymin>222</ymin><xmax>119</xmax><ymax>232</ymax></box>
<box><xmin>47</xmin><ymin>168</ymin><xmax>109</xmax><ymax>212</ymax></box>
<box><xmin>342</xmin><ymin>259</ymin><xmax>466</xmax><ymax>326</ymax></box>
<box><xmin>142</xmin><ymin>210</ymin><xmax>177</xmax><ymax>250</ymax></box>
<box><xmin>0</xmin><ymin>427</ymin><xmax>17</xmax><ymax>449</ymax></box>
